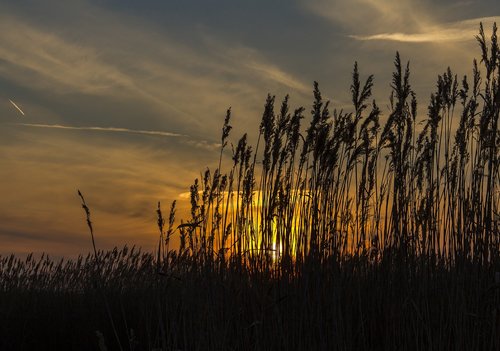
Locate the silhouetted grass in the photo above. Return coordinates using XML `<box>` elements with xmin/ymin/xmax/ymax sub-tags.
<box><xmin>0</xmin><ymin>23</ymin><xmax>499</xmax><ymax>350</ymax></box>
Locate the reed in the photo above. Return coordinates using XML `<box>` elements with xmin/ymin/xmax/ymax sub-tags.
<box><xmin>0</xmin><ymin>23</ymin><xmax>498</xmax><ymax>351</ymax></box>
<box><xmin>164</xmin><ymin>24</ymin><xmax>498</xmax><ymax>271</ymax></box>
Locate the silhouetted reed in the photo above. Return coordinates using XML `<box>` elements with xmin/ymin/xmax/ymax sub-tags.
<box><xmin>163</xmin><ymin>24</ymin><xmax>498</xmax><ymax>272</ymax></box>
<box><xmin>1</xmin><ymin>23</ymin><xmax>499</xmax><ymax>351</ymax></box>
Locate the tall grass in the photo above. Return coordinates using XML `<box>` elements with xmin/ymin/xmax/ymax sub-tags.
<box><xmin>0</xmin><ymin>23</ymin><xmax>499</xmax><ymax>350</ymax></box>
<box><xmin>163</xmin><ymin>23</ymin><xmax>498</xmax><ymax>271</ymax></box>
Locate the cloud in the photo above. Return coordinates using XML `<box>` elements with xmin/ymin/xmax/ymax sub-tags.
<box><xmin>244</xmin><ymin>61</ymin><xmax>310</xmax><ymax>94</ymax></box>
<box><xmin>299</xmin><ymin>0</ymin><xmax>499</xmax><ymax>106</ymax></box>
<box><xmin>0</xmin><ymin>15</ymin><xmax>133</xmax><ymax>95</ymax></box>
<box><xmin>302</xmin><ymin>0</ymin><xmax>429</xmax><ymax>33</ymax></box>
<box><xmin>184</xmin><ymin>139</ymin><xmax>222</xmax><ymax>152</ymax></box>
<box><xmin>302</xmin><ymin>0</ymin><xmax>499</xmax><ymax>46</ymax></box>
<box><xmin>0</xmin><ymin>6</ymin><xmax>310</xmax><ymax>137</ymax></box>
<box><xmin>0</xmin><ymin>125</ymin><xmax>213</xmax><ymax>256</ymax></box>
<box><xmin>351</xmin><ymin>16</ymin><xmax>500</xmax><ymax>43</ymax></box>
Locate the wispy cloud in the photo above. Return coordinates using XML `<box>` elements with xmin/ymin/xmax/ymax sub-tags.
<box><xmin>0</xmin><ymin>16</ymin><xmax>133</xmax><ymax>95</ymax></box>
<box><xmin>244</xmin><ymin>61</ymin><xmax>310</xmax><ymax>94</ymax></box>
<box><xmin>302</xmin><ymin>0</ymin><xmax>428</xmax><ymax>33</ymax></box>
<box><xmin>15</xmin><ymin>123</ymin><xmax>185</xmax><ymax>137</ymax></box>
<box><xmin>302</xmin><ymin>0</ymin><xmax>499</xmax><ymax>46</ymax></box>
<box><xmin>0</xmin><ymin>129</ymin><xmax>203</xmax><ymax>256</ymax></box>
<box><xmin>0</xmin><ymin>7</ymin><xmax>310</xmax><ymax>137</ymax></box>
<box><xmin>351</xmin><ymin>17</ymin><xmax>500</xmax><ymax>43</ymax></box>
<box><xmin>184</xmin><ymin>139</ymin><xmax>222</xmax><ymax>151</ymax></box>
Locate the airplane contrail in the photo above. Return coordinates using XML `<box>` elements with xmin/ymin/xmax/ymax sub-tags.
<box><xmin>14</xmin><ymin>123</ymin><xmax>221</xmax><ymax>150</ymax></box>
<box><xmin>15</xmin><ymin>123</ymin><xmax>185</xmax><ymax>137</ymax></box>
<box><xmin>9</xmin><ymin>99</ymin><xmax>25</xmax><ymax>116</ymax></box>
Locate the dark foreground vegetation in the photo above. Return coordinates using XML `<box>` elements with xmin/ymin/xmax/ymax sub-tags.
<box><xmin>1</xmin><ymin>24</ymin><xmax>499</xmax><ymax>350</ymax></box>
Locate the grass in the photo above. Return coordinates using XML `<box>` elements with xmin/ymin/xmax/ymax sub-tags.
<box><xmin>0</xmin><ymin>23</ymin><xmax>499</xmax><ymax>350</ymax></box>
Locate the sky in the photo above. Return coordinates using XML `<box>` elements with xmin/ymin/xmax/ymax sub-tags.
<box><xmin>0</xmin><ymin>0</ymin><xmax>499</xmax><ymax>258</ymax></box>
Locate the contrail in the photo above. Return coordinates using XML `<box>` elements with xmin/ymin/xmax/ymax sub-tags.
<box><xmin>15</xmin><ymin>123</ymin><xmax>185</xmax><ymax>137</ymax></box>
<box><xmin>14</xmin><ymin>123</ymin><xmax>221</xmax><ymax>150</ymax></box>
<box><xmin>9</xmin><ymin>99</ymin><xmax>25</xmax><ymax>116</ymax></box>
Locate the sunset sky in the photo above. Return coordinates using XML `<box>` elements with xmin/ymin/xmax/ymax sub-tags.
<box><xmin>0</xmin><ymin>0</ymin><xmax>498</xmax><ymax>257</ymax></box>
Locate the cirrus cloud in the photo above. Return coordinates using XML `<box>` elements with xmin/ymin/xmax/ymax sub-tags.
<box><xmin>351</xmin><ymin>17</ymin><xmax>500</xmax><ymax>43</ymax></box>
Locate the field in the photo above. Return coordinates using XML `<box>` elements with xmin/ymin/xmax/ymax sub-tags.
<box><xmin>1</xmin><ymin>24</ymin><xmax>499</xmax><ymax>350</ymax></box>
